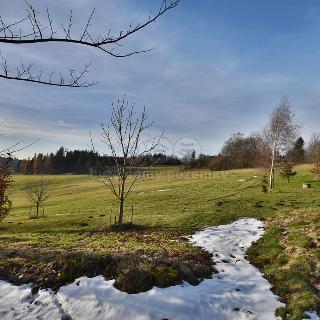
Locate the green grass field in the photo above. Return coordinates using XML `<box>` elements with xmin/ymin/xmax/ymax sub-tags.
<box><xmin>1</xmin><ymin>165</ymin><xmax>319</xmax><ymax>319</ymax></box>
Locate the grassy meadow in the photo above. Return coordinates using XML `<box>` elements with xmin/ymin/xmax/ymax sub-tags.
<box><xmin>0</xmin><ymin>165</ymin><xmax>319</xmax><ymax>319</ymax></box>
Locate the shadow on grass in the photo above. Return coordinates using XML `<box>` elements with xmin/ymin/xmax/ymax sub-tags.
<box><xmin>301</xmin><ymin>180</ymin><xmax>320</xmax><ymax>184</ymax></box>
<box><xmin>98</xmin><ymin>223</ymin><xmax>154</xmax><ymax>233</ymax></box>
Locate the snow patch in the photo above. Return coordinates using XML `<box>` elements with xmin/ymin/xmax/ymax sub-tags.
<box><xmin>0</xmin><ymin>282</ymin><xmax>65</xmax><ymax>320</ymax></box>
<box><xmin>305</xmin><ymin>311</ymin><xmax>320</xmax><ymax>320</ymax></box>
<box><xmin>0</xmin><ymin>218</ymin><xmax>284</xmax><ymax>319</ymax></box>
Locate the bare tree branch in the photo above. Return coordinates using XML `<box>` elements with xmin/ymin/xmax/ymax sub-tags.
<box><xmin>0</xmin><ymin>51</ymin><xmax>96</xmax><ymax>87</ymax></box>
<box><xmin>0</xmin><ymin>0</ymin><xmax>180</xmax><ymax>87</ymax></box>
<box><xmin>0</xmin><ymin>139</ymin><xmax>39</xmax><ymax>158</ymax></box>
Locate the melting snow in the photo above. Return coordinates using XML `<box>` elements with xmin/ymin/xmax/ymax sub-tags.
<box><xmin>0</xmin><ymin>218</ymin><xmax>293</xmax><ymax>319</ymax></box>
<box><xmin>305</xmin><ymin>311</ymin><xmax>320</xmax><ymax>320</ymax></box>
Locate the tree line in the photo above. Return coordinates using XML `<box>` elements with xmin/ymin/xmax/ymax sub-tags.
<box><xmin>14</xmin><ymin>132</ymin><xmax>320</xmax><ymax>176</ymax></box>
<box><xmin>188</xmin><ymin>134</ymin><xmax>318</xmax><ymax>170</ymax></box>
<box><xmin>15</xmin><ymin>147</ymin><xmax>182</xmax><ymax>175</ymax></box>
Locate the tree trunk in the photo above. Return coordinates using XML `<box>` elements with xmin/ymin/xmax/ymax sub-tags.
<box><xmin>118</xmin><ymin>198</ymin><xmax>124</xmax><ymax>225</ymax></box>
<box><xmin>36</xmin><ymin>203</ymin><xmax>39</xmax><ymax>218</ymax></box>
<box><xmin>118</xmin><ymin>177</ymin><xmax>126</xmax><ymax>225</ymax></box>
<box><xmin>269</xmin><ymin>143</ymin><xmax>276</xmax><ymax>189</ymax></box>
<box><xmin>269</xmin><ymin>168</ymin><xmax>274</xmax><ymax>189</ymax></box>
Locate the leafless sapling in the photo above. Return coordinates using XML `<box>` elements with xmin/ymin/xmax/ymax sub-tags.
<box><xmin>96</xmin><ymin>97</ymin><xmax>163</xmax><ymax>225</ymax></box>
<box><xmin>26</xmin><ymin>178</ymin><xmax>50</xmax><ymax>218</ymax></box>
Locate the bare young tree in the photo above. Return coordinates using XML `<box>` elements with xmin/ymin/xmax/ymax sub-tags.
<box><xmin>96</xmin><ymin>97</ymin><xmax>163</xmax><ymax>226</ymax></box>
<box><xmin>264</xmin><ymin>97</ymin><xmax>299</xmax><ymax>189</ymax></box>
<box><xmin>26</xmin><ymin>178</ymin><xmax>50</xmax><ymax>218</ymax></box>
<box><xmin>0</xmin><ymin>0</ymin><xmax>180</xmax><ymax>87</ymax></box>
<box><xmin>182</xmin><ymin>150</ymin><xmax>196</xmax><ymax>169</ymax></box>
<box><xmin>307</xmin><ymin>133</ymin><xmax>320</xmax><ymax>177</ymax></box>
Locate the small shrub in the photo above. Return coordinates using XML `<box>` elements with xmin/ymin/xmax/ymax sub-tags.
<box><xmin>280</xmin><ymin>164</ymin><xmax>297</xmax><ymax>183</ymax></box>
<box><xmin>311</xmin><ymin>163</ymin><xmax>320</xmax><ymax>179</ymax></box>
<box><xmin>0</xmin><ymin>160</ymin><xmax>13</xmax><ymax>222</ymax></box>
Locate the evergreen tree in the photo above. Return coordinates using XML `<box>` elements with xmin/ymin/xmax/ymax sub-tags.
<box><xmin>54</xmin><ymin>147</ymin><xmax>66</xmax><ymax>173</ymax></box>
<box><xmin>288</xmin><ymin>137</ymin><xmax>305</xmax><ymax>164</ymax></box>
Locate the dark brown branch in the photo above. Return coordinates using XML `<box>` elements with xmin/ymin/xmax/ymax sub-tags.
<box><xmin>0</xmin><ymin>1</ymin><xmax>180</xmax><ymax>54</ymax></box>
<box><xmin>0</xmin><ymin>0</ymin><xmax>180</xmax><ymax>87</ymax></box>
<box><xmin>0</xmin><ymin>74</ymin><xmax>93</xmax><ymax>87</ymax></box>
<box><xmin>0</xmin><ymin>139</ymin><xmax>39</xmax><ymax>158</ymax></box>
<box><xmin>0</xmin><ymin>52</ymin><xmax>96</xmax><ymax>87</ymax></box>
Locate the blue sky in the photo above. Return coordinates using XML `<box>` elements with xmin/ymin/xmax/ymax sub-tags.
<box><xmin>1</xmin><ymin>0</ymin><xmax>320</xmax><ymax>158</ymax></box>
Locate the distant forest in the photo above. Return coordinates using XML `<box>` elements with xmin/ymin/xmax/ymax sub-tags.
<box><xmin>15</xmin><ymin>147</ymin><xmax>182</xmax><ymax>174</ymax></box>
<box><xmin>14</xmin><ymin>133</ymin><xmax>314</xmax><ymax>175</ymax></box>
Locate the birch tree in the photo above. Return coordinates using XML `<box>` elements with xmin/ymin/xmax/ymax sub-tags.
<box><xmin>264</xmin><ymin>97</ymin><xmax>299</xmax><ymax>189</ymax></box>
